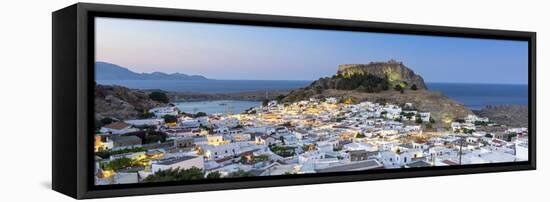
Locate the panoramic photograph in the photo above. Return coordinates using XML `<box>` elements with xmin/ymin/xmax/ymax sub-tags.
<box><xmin>93</xmin><ymin>17</ymin><xmax>529</xmax><ymax>185</ymax></box>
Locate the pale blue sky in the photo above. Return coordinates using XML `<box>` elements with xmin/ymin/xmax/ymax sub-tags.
<box><xmin>95</xmin><ymin>17</ymin><xmax>528</xmax><ymax>84</ymax></box>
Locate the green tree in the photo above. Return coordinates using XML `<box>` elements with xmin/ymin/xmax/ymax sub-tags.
<box><xmin>136</xmin><ymin>109</ymin><xmax>155</xmax><ymax>119</ymax></box>
<box><xmin>269</xmin><ymin>145</ymin><xmax>295</xmax><ymax>157</ymax></box>
<box><xmin>96</xmin><ymin>147</ymin><xmax>148</xmax><ymax>159</ymax></box>
<box><xmin>163</xmin><ymin>115</ymin><xmax>177</xmax><ymax>124</ymax></box>
<box><xmin>149</xmin><ymin>92</ymin><xmax>169</xmax><ymax>103</ymax></box>
<box><xmin>245</xmin><ymin>108</ymin><xmax>256</xmax><ymax>114</ymax></box>
<box><xmin>394</xmin><ymin>84</ymin><xmax>403</xmax><ymax>91</ymax></box>
<box><xmin>402</xmin><ymin>112</ymin><xmax>414</xmax><ymax>120</ymax></box>
<box><xmin>100</xmin><ymin>117</ymin><xmax>114</xmax><ymax>126</ymax></box>
<box><xmin>461</xmin><ymin>128</ymin><xmax>475</xmax><ymax>134</ymax></box>
<box><xmin>227</xmin><ymin>170</ymin><xmax>253</xmax><ymax>178</ymax></box>
<box><xmin>415</xmin><ymin>117</ymin><xmax>423</xmax><ymax>124</ymax></box>
<box><xmin>199</xmin><ymin>124</ymin><xmax>210</xmax><ymax>131</ymax></box>
<box><xmin>143</xmin><ymin>167</ymin><xmax>204</xmax><ymax>182</ymax></box>
<box><xmin>103</xmin><ymin>158</ymin><xmax>135</xmax><ymax>171</ymax></box>
<box><xmin>336</xmin><ymin>74</ymin><xmax>389</xmax><ymax>93</ymax></box>
<box><xmin>206</xmin><ymin>171</ymin><xmax>222</xmax><ymax>179</ymax></box>
<box><xmin>455</xmin><ymin>119</ymin><xmax>465</xmax><ymax>123</ymax></box>
<box><xmin>255</xmin><ymin>155</ymin><xmax>269</xmax><ymax>162</ymax></box>
<box><xmin>506</xmin><ymin>132</ymin><xmax>517</xmax><ymax>141</ymax></box>
<box><xmin>144</xmin><ymin>130</ymin><xmax>167</xmax><ymax>144</ymax></box>
<box><xmin>195</xmin><ymin>112</ymin><xmax>207</xmax><ymax>117</ymax></box>
<box><xmin>275</xmin><ymin>95</ymin><xmax>286</xmax><ymax>102</ymax></box>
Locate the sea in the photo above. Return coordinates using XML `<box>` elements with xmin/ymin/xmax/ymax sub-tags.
<box><xmin>174</xmin><ymin>100</ymin><xmax>261</xmax><ymax>115</ymax></box>
<box><xmin>427</xmin><ymin>83</ymin><xmax>528</xmax><ymax>110</ymax></box>
<box><xmin>97</xmin><ymin>80</ymin><xmax>528</xmax><ymax>114</ymax></box>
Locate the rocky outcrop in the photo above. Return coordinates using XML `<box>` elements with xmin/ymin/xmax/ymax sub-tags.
<box><xmin>474</xmin><ymin>105</ymin><xmax>528</xmax><ymax>127</ymax></box>
<box><xmin>285</xmin><ymin>60</ymin><xmax>429</xmax><ymax>102</ymax></box>
<box><xmin>95</xmin><ymin>84</ymin><xmax>167</xmax><ymax>120</ymax></box>
<box><xmin>336</xmin><ymin>60</ymin><xmax>427</xmax><ymax>89</ymax></box>
<box><xmin>283</xmin><ymin>61</ymin><xmax>473</xmax><ymax>127</ymax></box>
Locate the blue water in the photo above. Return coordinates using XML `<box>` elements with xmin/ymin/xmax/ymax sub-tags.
<box><xmin>96</xmin><ymin>80</ymin><xmax>528</xmax><ymax>110</ymax></box>
<box><xmin>175</xmin><ymin>100</ymin><xmax>261</xmax><ymax>115</ymax></box>
<box><xmin>427</xmin><ymin>83</ymin><xmax>528</xmax><ymax>110</ymax></box>
<box><xmin>97</xmin><ymin>79</ymin><xmax>311</xmax><ymax>93</ymax></box>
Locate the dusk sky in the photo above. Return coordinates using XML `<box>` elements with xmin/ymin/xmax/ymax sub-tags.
<box><xmin>95</xmin><ymin>17</ymin><xmax>528</xmax><ymax>84</ymax></box>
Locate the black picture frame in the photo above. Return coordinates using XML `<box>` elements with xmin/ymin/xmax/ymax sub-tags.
<box><xmin>52</xmin><ymin>3</ymin><xmax>536</xmax><ymax>199</ymax></box>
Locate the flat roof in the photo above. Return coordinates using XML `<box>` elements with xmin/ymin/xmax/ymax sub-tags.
<box><xmin>406</xmin><ymin>160</ymin><xmax>432</xmax><ymax>168</ymax></box>
<box><xmin>103</xmin><ymin>122</ymin><xmax>131</xmax><ymax>130</ymax></box>
<box><xmin>156</xmin><ymin>156</ymin><xmax>198</xmax><ymax>165</ymax></box>
<box><xmin>316</xmin><ymin>159</ymin><xmax>382</xmax><ymax>173</ymax></box>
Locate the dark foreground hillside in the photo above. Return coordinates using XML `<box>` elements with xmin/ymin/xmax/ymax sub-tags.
<box><xmin>474</xmin><ymin>105</ymin><xmax>528</xmax><ymax>127</ymax></box>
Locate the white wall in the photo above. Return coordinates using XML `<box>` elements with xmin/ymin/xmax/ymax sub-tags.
<box><xmin>0</xmin><ymin>0</ymin><xmax>547</xmax><ymax>201</ymax></box>
<box><xmin>151</xmin><ymin>156</ymin><xmax>204</xmax><ymax>173</ymax></box>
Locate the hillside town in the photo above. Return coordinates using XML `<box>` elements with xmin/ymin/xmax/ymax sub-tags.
<box><xmin>94</xmin><ymin>97</ymin><xmax>529</xmax><ymax>185</ymax></box>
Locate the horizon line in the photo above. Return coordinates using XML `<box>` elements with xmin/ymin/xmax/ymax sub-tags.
<box><xmin>96</xmin><ymin>61</ymin><xmax>528</xmax><ymax>85</ymax></box>
<box><xmin>95</xmin><ymin>78</ymin><xmax>528</xmax><ymax>85</ymax></box>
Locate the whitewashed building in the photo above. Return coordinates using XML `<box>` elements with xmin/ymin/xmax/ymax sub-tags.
<box><xmin>151</xmin><ymin>156</ymin><xmax>204</xmax><ymax>173</ymax></box>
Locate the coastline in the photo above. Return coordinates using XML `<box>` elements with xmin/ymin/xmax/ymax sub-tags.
<box><xmin>98</xmin><ymin>83</ymin><xmax>528</xmax><ymax>126</ymax></box>
<box><xmin>133</xmin><ymin>84</ymin><xmax>528</xmax><ymax>118</ymax></box>
<box><xmin>165</xmin><ymin>90</ymin><xmax>290</xmax><ymax>102</ymax></box>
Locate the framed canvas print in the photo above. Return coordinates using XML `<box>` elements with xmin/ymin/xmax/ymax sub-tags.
<box><xmin>52</xmin><ymin>3</ymin><xmax>536</xmax><ymax>199</ymax></box>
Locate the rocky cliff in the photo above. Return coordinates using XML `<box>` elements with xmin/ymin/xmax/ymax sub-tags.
<box><xmin>336</xmin><ymin>60</ymin><xmax>427</xmax><ymax>89</ymax></box>
<box><xmin>283</xmin><ymin>61</ymin><xmax>473</xmax><ymax>127</ymax></box>
<box><xmin>285</xmin><ymin>60</ymin><xmax>429</xmax><ymax>101</ymax></box>
<box><xmin>95</xmin><ymin>84</ymin><xmax>168</xmax><ymax>120</ymax></box>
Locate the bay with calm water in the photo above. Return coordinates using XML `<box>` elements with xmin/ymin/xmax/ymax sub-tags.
<box><xmin>97</xmin><ymin>79</ymin><xmax>309</xmax><ymax>115</ymax></box>
<box><xmin>174</xmin><ymin>100</ymin><xmax>261</xmax><ymax>115</ymax></box>
<box><xmin>97</xmin><ymin>80</ymin><xmax>528</xmax><ymax>112</ymax></box>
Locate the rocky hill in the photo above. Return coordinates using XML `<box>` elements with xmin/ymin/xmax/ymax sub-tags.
<box><xmin>474</xmin><ymin>105</ymin><xmax>528</xmax><ymax>127</ymax></box>
<box><xmin>285</xmin><ymin>60</ymin><xmax>428</xmax><ymax>101</ymax></box>
<box><xmin>337</xmin><ymin>60</ymin><xmax>427</xmax><ymax>89</ymax></box>
<box><xmin>283</xmin><ymin>60</ymin><xmax>472</xmax><ymax>127</ymax></box>
<box><xmin>95</xmin><ymin>84</ymin><xmax>168</xmax><ymax>120</ymax></box>
<box><xmin>299</xmin><ymin>60</ymin><xmax>427</xmax><ymax>97</ymax></box>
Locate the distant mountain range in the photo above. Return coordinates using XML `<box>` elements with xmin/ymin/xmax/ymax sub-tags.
<box><xmin>95</xmin><ymin>61</ymin><xmax>209</xmax><ymax>80</ymax></box>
